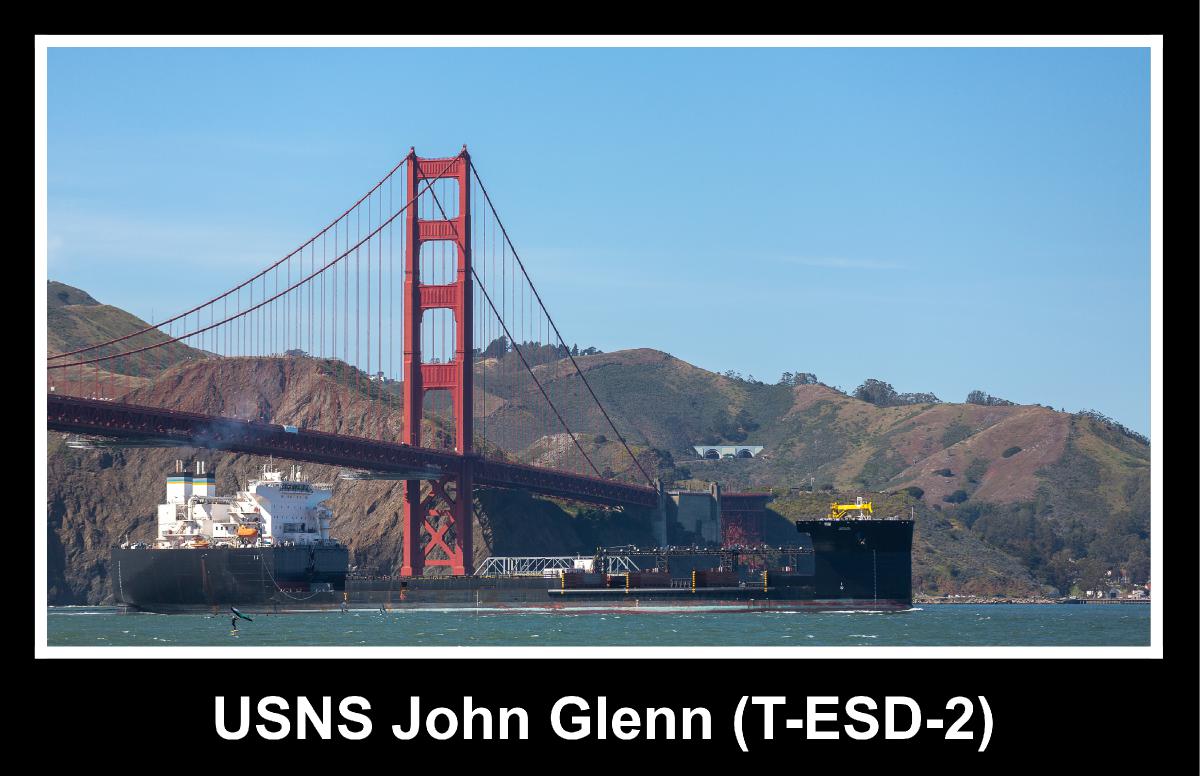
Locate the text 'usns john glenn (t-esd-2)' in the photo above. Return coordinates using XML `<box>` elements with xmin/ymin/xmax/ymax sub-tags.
<box><xmin>214</xmin><ymin>694</ymin><xmax>993</xmax><ymax>750</ymax></box>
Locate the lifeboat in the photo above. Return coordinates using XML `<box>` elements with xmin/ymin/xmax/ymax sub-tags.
<box><xmin>187</xmin><ymin>538</ymin><xmax>210</xmax><ymax>549</ymax></box>
<box><xmin>236</xmin><ymin>525</ymin><xmax>259</xmax><ymax>538</ymax></box>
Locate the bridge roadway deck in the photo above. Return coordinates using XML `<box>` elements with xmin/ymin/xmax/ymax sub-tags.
<box><xmin>46</xmin><ymin>395</ymin><xmax>659</xmax><ymax>509</ymax></box>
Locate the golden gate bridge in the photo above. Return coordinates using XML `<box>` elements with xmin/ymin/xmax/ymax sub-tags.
<box><xmin>46</xmin><ymin>148</ymin><xmax>665</xmax><ymax>577</ymax></box>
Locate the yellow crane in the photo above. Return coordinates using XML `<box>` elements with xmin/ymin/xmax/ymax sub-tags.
<box><xmin>827</xmin><ymin>496</ymin><xmax>872</xmax><ymax>520</ymax></box>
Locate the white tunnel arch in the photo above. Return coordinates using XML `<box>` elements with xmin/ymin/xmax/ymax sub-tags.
<box><xmin>694</xmin><ymin>445</ymin><xmax>764</xmax><ymax>460</ymax></box>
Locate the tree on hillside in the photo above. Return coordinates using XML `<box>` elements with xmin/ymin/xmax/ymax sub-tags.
<box><xmin>734</xmin><ymin>408</ymin><xmax>759</xmax><ymax>434</ymax></box>
<box><xmin>854</xmin><ymin>378</ymin><xmax>941</xmax><ymax>407</ymax></box>
<box><xmin>965</xmin><ymin>457</ymin><xmax>989</xmax><ymax>485</ymax></box>
<box><xmin>1073</xmin><ymin>557</ymin><xmax>1111</xmax><ymax>595</ymax></box>
<box><xmin>779</xmin><ymin>371</ymin><xmax>820</xmax><ymax>387</ymax></box>
<box><xmin>707</xmin><ymin>407</ymin><xmax>757</xmax><ymax>443</ymax></box>
<box><xmin>966</xmin><ymin>390</ymin><xmax>1015</xmax><ymax>407</ymax></box>
<box><xmin>1124</xmin><ymin>547</ymin><xmax>1150</xmax><ymax>585</ymax></box>
<box><xmin>1075</xmin><ymin>409</ymin><xmax>1149</xmax><ymax>446</ymax></box>
<box><xmin>854</xmin><ymin>379</ymin><xmax>898</xmax><ymax>406</ymax></box>
<box><xmin>481</xmin><ymin>335</ymin><xmax>510</xmax><ymax>359</ymax></box>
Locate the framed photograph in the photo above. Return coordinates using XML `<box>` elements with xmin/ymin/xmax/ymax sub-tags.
<box><xmin>35</xmin><ymin>31</ymin><xmax>1179</xmax><ymax>765</ymax></box>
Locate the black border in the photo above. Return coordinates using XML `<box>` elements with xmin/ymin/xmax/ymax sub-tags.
<box><xmin>32</xmin><ymin>18</ymin><xmax>1195</xmax><ymax>768</ymax></box>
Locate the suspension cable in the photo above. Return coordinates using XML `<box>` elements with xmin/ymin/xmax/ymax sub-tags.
<box><xmin>50</xmin><ymin>166</ymin><xmax>457</xmax><ymax>371</ymax></box>
<box><xmin>49</xmin><ymin>158</ymin><xmax>410</xmax><ymax>361</ymax></box>
<box><xmin>468</xmin><ymin>159</ymin><xmax>654</xmax><ymax>486</ymax></box>
<box><xmin>420</xmin><ymin>159</ymin><xmax>604</xmax><ymax>480</ymax></box>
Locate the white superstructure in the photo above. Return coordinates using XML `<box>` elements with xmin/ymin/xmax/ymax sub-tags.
<box><xmin>154</xmin><ymin>460</ymin><xmax>335</xmax><ymax>549</ymax></box>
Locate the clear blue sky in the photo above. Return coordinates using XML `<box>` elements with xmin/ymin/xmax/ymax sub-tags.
<box><xmin>46</xmin><ymin>46</ymin><xmax>1151</xmax><ymax>434</ymax></box>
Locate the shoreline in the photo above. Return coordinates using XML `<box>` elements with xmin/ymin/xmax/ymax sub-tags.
<box><xmin>50</xmin><ymin>597</ymin><xmax>1153</xmax><ymax>612</ymax></box>
<box><xmin>917</xmin><ymin>597</ymin><xmax>1150</xmax><ymax>605</ymax></box>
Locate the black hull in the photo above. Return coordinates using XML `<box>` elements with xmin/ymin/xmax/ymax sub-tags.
<box><xmin>798</xmin><ymin>517</ymin><xmax>913</xmax><ymax>603</ymax></box>
<box><xmin>112</xmin><ymin>519</ymin><xmax>913</xmax><ymax>613</ymax></box>
<box><xmin>112</xmin><ymin>545</ymin><xmax>349</xmax><ymax>609</ymax></box>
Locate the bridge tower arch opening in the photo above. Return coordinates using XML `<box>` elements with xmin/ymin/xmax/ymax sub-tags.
<box><xmin>401</xmin><ymin>148</ymin><xmax>474</xmax><ymax>577</ymax></box>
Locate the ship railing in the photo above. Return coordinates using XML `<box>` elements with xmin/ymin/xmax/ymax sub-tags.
<box><xmin>474</xmin><ymin>555</ymin><xmax>641</xmax><ymax>577</ymax></box>
<box><xmin>603</xmin><ymin>556</ymin><xmax>640</xmax><ymax>573</ymax></box>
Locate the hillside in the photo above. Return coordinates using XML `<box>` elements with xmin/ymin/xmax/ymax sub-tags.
<box><xmin>45</xmin><ymin>283</ymin><xmax>1151</xmax><ymax>603</ymax></box>
<box><xmin>48</xmin><ymin>281</ymin><xmax>206</xmax><ymax>382</ymax></box>
<box><xmin>512</xmin><ymin>348</ymin><xmax>1149</xmax><ymax>595</ymax></box>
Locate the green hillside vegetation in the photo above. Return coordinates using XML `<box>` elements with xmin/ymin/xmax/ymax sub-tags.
<box><xmin>948</xmin><ymin>415</ymin><xmax>1150</xmax><ymax>595</ymax></box>
<box><xmin>48</xmin><ymin>281</ymin><xmax>207</xmax><ymax>379</ymax></box>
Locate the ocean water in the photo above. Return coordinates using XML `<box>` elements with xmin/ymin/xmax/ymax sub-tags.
<box><xmin>46</xmin><ymin>604</ymin><xmax>1149</xmax><ymax>647</ymax></box>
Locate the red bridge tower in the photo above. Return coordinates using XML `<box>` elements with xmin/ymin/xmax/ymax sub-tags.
<box><xmin>400</xmin><ymin>148</ymin><xmax>474</xmax><ymax>577</ymax></box>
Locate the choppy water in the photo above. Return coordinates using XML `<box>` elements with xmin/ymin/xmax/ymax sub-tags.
<box><xmin>46</xmin><ymin>604</ymin><xmax>1149</xmax><ymax>647</ymax></box>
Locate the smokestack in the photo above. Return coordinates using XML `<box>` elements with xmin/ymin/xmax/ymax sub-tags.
<box><xmin>192</xmin><ymin>460</ymin><xmax>215</xmax><ymax>498</ymax></box>
<box><xmin>167</xmin><ymin>461</ymin><xmax>192</xmax><ymax>503</ymax></box>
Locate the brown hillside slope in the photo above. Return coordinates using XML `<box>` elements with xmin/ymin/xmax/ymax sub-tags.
<box><xmin>124</xmin><ymin>356</ymin><xmax>407</xmax><ymax>442</ymax></box>
<box><xmin>48</xmin><ymin>281</ymin><xmax>205</xmax><ymax>377</ymax></box>
<box><xmin>476</xmin><ymin>347</ymin><xmax>1150</xmax><ymax>595</ymax></box>
<box><xmin>888</xmin><ymin>407</ymin><xmax>1070</xmax><ymax>504</ymax></box>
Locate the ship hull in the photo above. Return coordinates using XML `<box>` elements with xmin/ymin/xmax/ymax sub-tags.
<box><xmin>112</xmin><ymin>545</ymin><xmax>349</xmax><ymax>609</ymax></box>
<box><xmin>798</xmin><ymin>517</ymin><xmax>913</xmax><ymax>604</ymax></box>
<box><xmin>111</xmin><ymin>519</ymin><xmax>913</xmax><ymax>613</ymax></box>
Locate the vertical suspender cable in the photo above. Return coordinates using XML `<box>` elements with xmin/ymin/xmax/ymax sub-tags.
<box><xmin>469</xmin><ymin>161</ymin><xmax>653</xmax><ymax>487</ymax></box>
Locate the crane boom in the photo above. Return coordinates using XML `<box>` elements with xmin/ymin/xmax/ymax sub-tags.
<box><xmin>827</xmin><ymin>497</ymin><xmax>873</xmax><ymax>520</ymax></box>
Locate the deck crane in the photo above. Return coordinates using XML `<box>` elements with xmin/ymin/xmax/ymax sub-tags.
<box><xmin>827</xmin><ymin>496</ymin><xmax>873</xmax><ymax>520</ymax></box>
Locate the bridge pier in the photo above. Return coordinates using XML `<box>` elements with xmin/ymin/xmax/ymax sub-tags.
<box><xmin>651</xmin><ymin>479</ymin><xmax>669</xmax><ymax>547</ymax></box>
<box><xmin>400</xmin><ymin>460</ymin><xmax>473</xmax><ymax>577</ymax></box>
<box><xmin>399</xmin><ymin>479</ymin><xmax>425</xmax><ymax>578</ymax></box>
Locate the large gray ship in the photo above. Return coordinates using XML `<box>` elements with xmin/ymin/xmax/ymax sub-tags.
<box><xmin>112</xmin><ymin>461</ymin><xmax>349</xmax><ymax>609</ymax></box>
<box><xmin>111</xmin><ymin>464</ymin><xmax>913</xmax><ymax>612</ymax></box>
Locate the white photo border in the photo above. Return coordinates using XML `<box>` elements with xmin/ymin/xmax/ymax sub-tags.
<box><xmin>34</xmin><ymin>34</ymin><xmax>1164</xmax><ymax>659</ymax></box>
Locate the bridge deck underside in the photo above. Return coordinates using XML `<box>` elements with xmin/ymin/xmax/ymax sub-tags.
<box><xmin>46</xmin><ymin>396</ymin><xmax>657</xmax><ymax>509</ymax></box>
